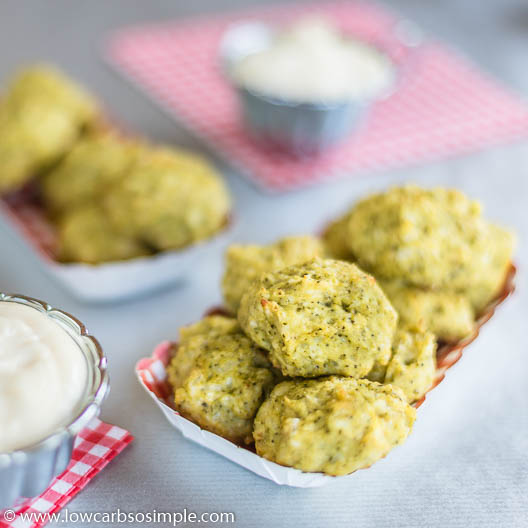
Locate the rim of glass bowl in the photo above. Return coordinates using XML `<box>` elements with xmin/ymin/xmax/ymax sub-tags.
<box><xmin>0</xmin><ymin>292</ymin><xmax>109</xmax><ymax>457</ymax></box>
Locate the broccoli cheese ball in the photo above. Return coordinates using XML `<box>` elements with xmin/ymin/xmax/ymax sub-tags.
<box><xmin>57</xmin><ymin>204</ymin><xmax>149</xmax><ymax>264</ymax></box>
<box><xmin>222</xmin><ymin>235</ymin><xmax>324</xmax><ymax>313</ymax></box>
<box><xmin>331</xmin><ymin>186</ymin><xmax>511</xmax><ymax>292</ymax></box>
<box><xmin>5</xmin><ymin>65</ymin><xmax>97</xmax><ymax>123</ymax></box>
<box><xmin>253</xmin><ymin>376</ymin><xmax>415</xmax><ymax>475</ymax></box>
<box><xmin>42</xmin><ymin>133</ymin><xmax>141</xmax><ymax>214</ymax></box>
<box><xmin>173</xmin><ymin>331</ymin><xmax>276</xmax><ymax>444</ymax></box>
<box><xmin>379</xmin><ymin>279</ymin><xmax>475</xmax><ymax>342</ymax></box>
<box><xmin>238</xmin><ymin>258</ymin><xmax>397</xmax><ymax>378</ymax></box>
<box><xmin>0</xmin><ymin>65</ymin><xmax>98</xmax><ymax>193</ymax></box>
<box><xmin>0</xmin><ymin>115</ymin><xmax>39</xmax><ymax>193</ymax></box>
<box><xmin>323</xmin><ymin>186</ymin><xmax>515</xmax><ymax>341</ymax></box>
<box><xmin>383</xmin><ymin>327</ymin><xmax>436</xmax><ymax>403</ymax></box>
<box><xmin>167</xmin><ymin>315</ymin><xmax>240</xmax><ymax>390</ymax></box>
<box><xmin>322</xmin><ymin>213</ymin><xmax>354</xmax><ymax>260</ymax></box>
<box><xmin>463</xmin><ymin>224</ymin><xmax>515</xmax><ymax>314</ymax></box>
<box><xmin>105</xmin><ymin>148</ymin><xmax>230</xmax><ymax>251</ymax></box>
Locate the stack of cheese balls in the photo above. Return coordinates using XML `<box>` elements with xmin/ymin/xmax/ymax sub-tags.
<box><xmin>324</xmin><ymin>186</ymin><xmax>514</xmax><ymax>342</ymax></box>
<box><xmin>44</xmin><ymin>136</ymin><xmax>230</xmax><ymax>263</ymax></box>
<box><xmin>169</xmin><ymin>238</ymin><xmax>420</xmax><ymax>476</ymax></box>
<box><xmin>0</xmin><ymin>65</ymin><xmax>231</xmax><ymax>264</ymax></box>
<box><xmin>167</xmin><ymin>188</ymin><xmax>514</xmax><ymax>476</ymax></box>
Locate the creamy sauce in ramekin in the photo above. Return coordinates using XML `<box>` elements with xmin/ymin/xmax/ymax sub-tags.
<box><xmin>231</xmin><ymin>18</ymin><xmax>394</xmax><ymax>103</ymax></box>
<box><xmin>0</xmin><ymin>302</ymin><xmax>88</xmax><ymax>452</ymax></box>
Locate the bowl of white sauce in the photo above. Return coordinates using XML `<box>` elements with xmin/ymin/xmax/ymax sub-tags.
<box><xmin>221</xmin><ymin>17</ymin><xmax>398</xmax><ymax>156</ymax></box>
<box><xmin>0</xmin><ymin>293</ymin><xmax>108</xmax><ymax>510</ymax></box>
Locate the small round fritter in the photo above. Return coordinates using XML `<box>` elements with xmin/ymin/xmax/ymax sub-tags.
<box><xmin>105</xmin><ymin>148</ymin><xmax>231</xmax><ymax>251</ymax></box>
<box><xmin>383</xmin><ymin>327</ymin><xmax>436</xmax><ymax>403</ymax></box>
<box><xmin>57</xmin><ymin>204</ymin><xmax>150</xmax><ymax>264</ymax></box>
<box><xmin>0</xmin><ymin>65</ymin><xmax>98</xmax><ymax>193</ymax></box>
<box><xmin>174</xmin><ymin>332</ymin><xmax>276</xmax><ymax>444</ymax></box>
<box><xmin>335</xmin><ymin>186</ymin><xmax>502</xmax><ymax>290</ymax></box>
<box><xmin>167</xmin><ymin>315</ymin><xmax>240</xmax><ymax>390</ymax></box>
<box><xmin>321</xmin><ymin>213</ymin><xmax>354</xmax><ymax>260</ymax></box>
<box><xmin>5</xmin><ymin>65</ymin><xmax>98</xmax><ymax>125</ymax></box>
<box><xmin>238</xmin><ymin>258</ymin><xmax>397</xmax><ymax>378</ymax></box>
<box><xmin>0</xmin><ymin>116</ymin><xmax>39</xmax><ymax>193</ymax></box>
<box><xmin>222</xmin><ymin>235</ymin><xmax>324</xmax><ymax>314</ymax></box>
<box><xmin>462</xmin><ymin>224</ymin><xmax>515</xmax><ymax>314</ymax></box>
<box><xmin>379</xmin><ymin>279</ymin><xmax>475</xmax><ymax>342</ymax></box>
<box><xmin>253</xmin><ymin>376</ymin><xmax>415</xmax><ymax>475</ymax></box>
<box><xmin>42</xmin><ymin>133</ymin><xmax>140</xmax><ymax>213</ymax></box>
<box><xmin>179</xmin><ymin>315</ymin><xmax>240</xmax><ymax>347</ymax></box>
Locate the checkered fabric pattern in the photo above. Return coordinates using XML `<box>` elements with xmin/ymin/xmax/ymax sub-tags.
<box><xmin>0</xmin><ymin>419</ymin><xmax>133</xmax><ymax>528</ymax></box>
<box><xmin>106</xmin><ymin>0</ymin><xmax>528</xmax><ymax>192</ymax></box>
<box><xmin>136</xmin><ymin>341</ymin><xmax>174</xmax><ymax>407</ymax></box>
<box><xmin>0</xmin><ymin>200</ymin><xmax>55</xmax><ymax>261</ymax></box>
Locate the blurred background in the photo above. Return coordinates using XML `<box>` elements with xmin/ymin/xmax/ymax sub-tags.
<box><xmin>3</xmin><ymin>0</ymin><xmax>528</xmax><ymax>149</ymax></box>
<box><xmin>0</xmin><ymin>2</ymin><xmax>527</xmax><ymax>527</ymax></box>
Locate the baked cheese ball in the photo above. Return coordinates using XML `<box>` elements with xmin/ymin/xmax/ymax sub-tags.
<box><xmin>328</xmin><ymin>186</ymin><xmax>511</xmax><ymax>291</ymax></box>
<box><xmin>463</xmin><ymin>224</ymin><xmax>514</xmax><ymax>314</ymax></box>
<box><xmin>174</xmin><ymin>331</ymin><xmax>276</xmax><ymax>444</ymax></box>
<box><xmin>167</xmin><ymin>315</ymin><xmax>240</xmax><ymax>390</ymax></box>
<box><xmin>379</xmin><ymin>279</ymin><xmax>475</xmax><ymax>342</ymax></box>
<box><xmin>321</xmin><ymin>213</ymin><xmax>354</xmax><ymax>260</ymax></box>
<box><xmin>42</xmin><ymin>133</ymin><xmax>141</xmax><ymax>214</ymax></box>
<box><xmin>222</xmin><ymin>235</ymin><xmax>324</xmax><ymax>313</ymax></box>
<box><xmin>238</xmin><ymin>258</ymin><xmax>397</xmax><ymax>378</ymax></box>
<box><xmin>105</xmin><ymin>148</ymin><xmax>230</xmax><ymax>251</ymax></box>
<box><xmin>323</xmin><ymin>186</ymin><xmax>515</xmax><ymax>340</ymax></box>
<box><xmin>5</xmin><ymin>65</ymin><xmax>97</xmax><ymax>123</ymax></box>
<box><xmin>0</xmin><ymin>65</ymin><xmax>98</xmax><ymax>193</ymax></box>
<box><xmin>57</xmin><ymin>204</ymin><xmax>149</xmax><ymax>264</ymax></box>
<box><xmin>253</xmin><ymin>376</ymin><xmax>415</xmax><ymax>475</ymax></box>
<box><xmin>0</xmin><ymin>118</ymin><xmax>39</xmax><ymax>194</ymax></box>
<box><xmin>384</xmin><ymin>327</ymin><xmax>436</xmax><ymax>403</ymax></box>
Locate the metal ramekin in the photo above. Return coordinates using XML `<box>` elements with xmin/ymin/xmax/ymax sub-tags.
<box><xmin>0</xmin><ymin>293</ymin><xmax>109</xmax><ymax>510</ymax></box>
<box><xmin>235</xmin><ymin>87</ymin><xmax>366</xmax><ymax>156</ymax></box>
<box><xmin>220</xmin><ymin>20</ymin><xmax>419</xmax><ymax>157</ymax></box>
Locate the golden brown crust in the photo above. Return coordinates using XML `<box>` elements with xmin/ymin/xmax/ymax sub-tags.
<box><xmin>174</xmin><ymin>333</ymin><xmax>275</xmax><ymax>445</ymax></box>
<box><xmin>254</xmin><ymin>376</ymin><xmax>415</xmax><ymax>475</ymax></box>
<box><xmin>238</xmin><ymin>258</ymin><xmax>397</xmax><ymax>378</ymax></box>
<box><xmin>222</xmin><ymin>235</ymin><xmax>324</xmax><ymax>314</ymax></box>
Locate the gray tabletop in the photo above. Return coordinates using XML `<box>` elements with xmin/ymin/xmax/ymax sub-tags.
<box><xmin>1</xmin><ymin>1</ymin><xmax>527</xmax><ymax>527</ymax></box>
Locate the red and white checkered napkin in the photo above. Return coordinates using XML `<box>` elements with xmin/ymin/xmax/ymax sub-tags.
<box><xmin>0</xmin><ymin>419</ymin><xmax>133</xmax><ymax>528</ymax></box>
<box><xmin>106</xmin><ymin>1</ymin><xmax>528</xmax><ymax>191</ymax></box>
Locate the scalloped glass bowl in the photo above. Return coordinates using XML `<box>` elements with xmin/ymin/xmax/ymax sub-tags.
<box><xmin>0</xmin><ymin>293</ymin><xmax>109</xmax><ymax>510</ymax></box>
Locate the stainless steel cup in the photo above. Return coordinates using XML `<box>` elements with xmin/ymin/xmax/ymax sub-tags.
<box><xmin>220</xmin><ymin>20</ymin><xmax>420</xmax><ymax>157</ymax></box>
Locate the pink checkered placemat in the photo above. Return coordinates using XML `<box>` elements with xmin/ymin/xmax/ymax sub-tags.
<box><xmin>106</xmin><ymin>1</ymin><xmax>528</xmax><ymax>191</ymax></box>
<box><xmin>0</xmin><ymin>419</ymin><xmax>133</xmax><ymax>528</ymax></box>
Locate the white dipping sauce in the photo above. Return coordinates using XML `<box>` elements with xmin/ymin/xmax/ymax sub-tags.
<box><xmin>0</xmin><ymin>302</ymin><xmax>87</xmax><ymax>452</ymax></box>
<box><xmin>232</xmin><ymin>18</ymin><xmax>394</xmax><ymax>103</ymax></box>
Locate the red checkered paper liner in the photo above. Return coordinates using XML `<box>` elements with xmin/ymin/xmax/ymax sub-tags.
<box><xmin>0</xmin><ymin>419</ymin><xmax>133</xmax><ymax>528</ymax></box>
<box><xmin>106</xmin><ymin>1</ymin><xmax>528</xmax><ymax>191</ymax></box>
